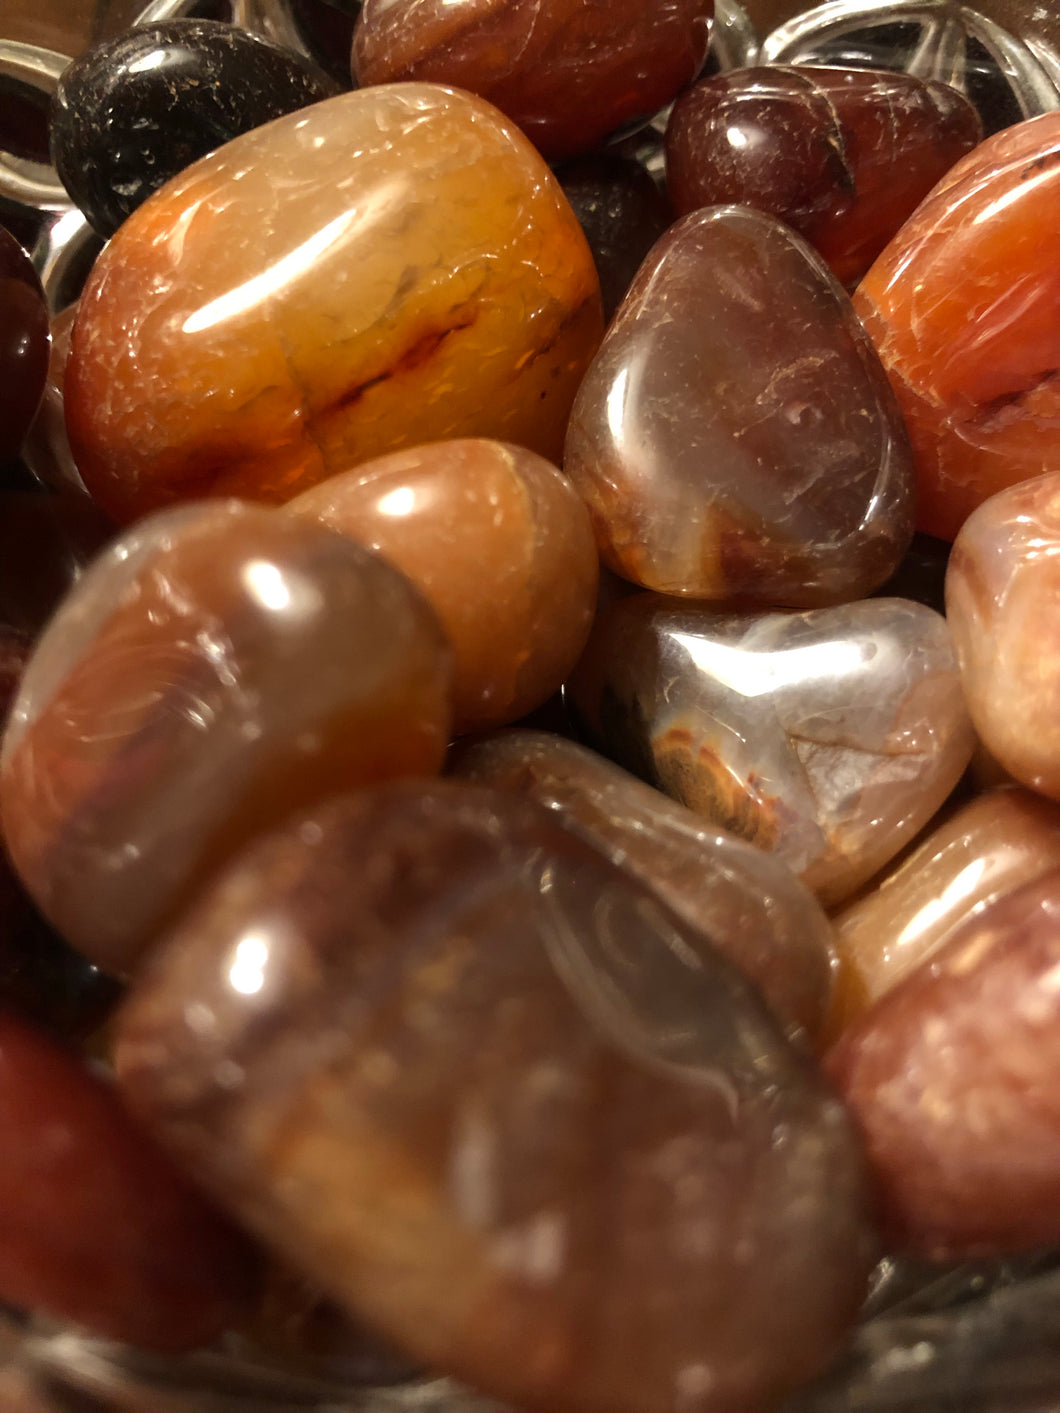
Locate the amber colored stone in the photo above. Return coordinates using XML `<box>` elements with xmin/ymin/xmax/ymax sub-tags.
<box><xmin>289</xmin><ymin>440</ymin><xmax>598</xmax><ymax>734</ymax></box>
<box><xmin>0</xmin><ymin>1011</ymin><xmax>258</xmax><ymax>1349</ymax></box>
<box><xmin>0</xmin><ymin>228</ymin><xmax>50</xmax><ymax>466</ymax></box>
<box><xmin>115</xmin><ymin>781</ymin><xmax>875</xmax><ymax>1413</ymax></box>
<box><xmin>828</xmin><ymin>867</ymin><xmax>1060</xmax><ymax>1258</ymax></box>
<box><xmin>665</xmin><ymin>67</ymin><xmax>981</xmax><ymax>287</ymax></box>
<box><xmin>451</xmin><ymin>728</ymin><xmax>835</xmax><ymax>1044</ymax></box>
<box><xmin>945</xmin><ymin>471</ymin><xmax>1060</xmax><ymax>798</ymax></box>
<box><xmin>351</xmin><ymin>0</ymin><xmax>714</xmax><ymax>162</ymax></box>
<box><xmin>564</xmin><ymin>206</ymin><xmax>915</xmax><ymax>605</ymax></box>
<box><xmin>65</xmin><ymin>84</ymin><xmax>603</xmax><ymax>526</ymax></box>
<box><xmin>568</xmin><ymin>595</ymin><xmax>975</xmax><ymax>907</ymax></box>
<box><xmin>0</xmin><ymin>501</ymin><xmax>452</xmax><ymax>974</ymax></box>
<box><xmin>855</xmin><ymin>111</ymin><xmax>1060</xmax><ymax>542</ymax></box>
<box><xmin>829</xmin><ymin>788</ymin><xmax>1060</xmax><ymax>1038</ymax></box>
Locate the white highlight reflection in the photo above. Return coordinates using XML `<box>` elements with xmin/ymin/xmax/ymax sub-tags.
<box><xmin>243</xmin><ymin>560</ymin><xmax>291</xmax><ymax>612</ymax></box>
<box><xmin>228</xmin><ymin>932</ymin><xmax>269</xmax><ymax>996</ymax></box>
<box><xmin>377</xmin><ymin>485</ymin><xmax>417</xmax><ymax>518</ymax></box>
<box><xmin>670</xmin><ymin>632</ymin><xmax>867</xmax><ymax>699</ymax></box>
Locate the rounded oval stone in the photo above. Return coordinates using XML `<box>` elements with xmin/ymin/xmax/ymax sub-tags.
<box><xmin>51</xmin><ymin>21</ymin><xmax>338</xmax><ymax>239</ymax></box>
<box><xmin>0</xmin><ymin>1011</ymin><xmax>259</xmax><ymax>1350</ymax></box>
<box><xmin>352</xmin><ymin>0</ymin><xmax>715</xmax><ymax>162</ymax></box>
<box><xmin>0</xmin><ymin>228</ymin><xmax>50</xmax><ymax>466</ymax></box>
<box><xmin>946</xmin><ymin>471</ymin><xmax>1060</xmax><ymax>798</ymax></box>
<box><xmin>828</xmin><ymin>867</ymin><xmax>1060</xmax><ymax>1259</ymax></box>
<box><xmin>568</xmin><ymin>594</ymin><xmax>976</xmax><ymax>907</ymax></box>
<box><xmin>65</xmin><ymin>84</ymin><xmax>603</xmax><ymax>525</ymax></box>
<box><xmin>830</xmin><ymin>787</ymin><xmax>1060</xmax><ymax>1037</ymax></box>
<box><xmin>563</xmin><ymin>206</ymin><xmax>915</xmax><ymax>605</ymax></box>
<box><xmin>855</xmin><ymin>110</ymin><xmax>1060</xmax><ymax>542</ymax></box>
<box><xmin>665</xmin><ymin>67</ymin><xmax>981</xmax><ymax>287</ymax></box>
<box><xmin>0</xmin><ymin>500</ymin><xmax>452</xmax><ymax>974</ymax></box>
<box><xmin>451</xmin><ymin>728</ymin><xmax>836</xmax><ymax>1045</ymax></box>
<box><xmin>289</xmin><ymin>439</ymin><xmax>599</xmax><ymax>734</ymax></box>
<box><xmin>115</xmin><ymin>780</ymin><xmax>875</xmax><ymax>1413</ymax></box>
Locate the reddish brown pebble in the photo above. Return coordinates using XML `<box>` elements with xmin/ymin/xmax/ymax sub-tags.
<box><xmin>666</xmin><ymin>67</ymin><xmax>980</xmax><ymax>286</ymax></box>
<box><xmin>451</xmin><ymin>728</ymin><xmax>836</xmax><ymax>1044</ymax></box>
<box><xmin>0</xmin><ymin>1010</ymin><xmax>258</xmax><ymax>1349</ymax></box>
<box><xmin>352</xmin><ymin>0</ymin><xmax>715</xmax><ymax>162</ymax></box>
<box><xmin>289</xmin><ymin>440</ymin><xmax>598</xmax><ymax>734</ymax></box>
<box><xmin>828</xmin><ymin>867</ymin><xmax>1060</xmax><ymax>1259</ymax></box>
<box><xmin>116</xmin><ymin>781</ymin><xmax>875</xmax><ymax>1413</ymax></box>
<box><xmin>0</xmin><ymin>500</ymin><xmax>452</xmax><ymax>973</ymax></box>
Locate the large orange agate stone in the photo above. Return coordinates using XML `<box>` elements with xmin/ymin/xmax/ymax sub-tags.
<box><xmin>855</xmin><ymin>111</ymin><xmax>1060</xmax><ymax>542</ymax></box>
<box><xmin>64</xmin><ymin>84</ymin><xmax>603</xmax><ymax>525</ymax></box>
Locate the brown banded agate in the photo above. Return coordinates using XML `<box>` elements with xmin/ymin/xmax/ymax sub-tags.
<box><xmin>568</xmin><ymin>594</ymin><xmax>975</xmax><ymax>907</ymax></box>
<box><xmin>115</xmin><ymin>781</ymin><xmax>876</xmax><ymax>1413</ymax></box>
<box><xmin>65</xmin><ymin>84</ymin><xmax>603</xmax><ymax>525</ymax></box>
<box><xmin>0</xmin><ymin>501</ymin><xmax>451</xmax><ymax>974</ymax></box>
<box><xmin>352</xmin><ymin>0</ymin><xmax>715</xmax><ymax>162</ymax></box>
<box><xmin>665</xmin><ymin>67</ymin><xmax>981</xmax><ymax>287</ymax></box>
<box><xmin>563</xmin><ymin>206</ymin><xmax>915</xmax><ymax>604</ymax></box>
<box><xmin>0</xmin><ymin>1011</ymin><xmax>258</xmax><ymax>1350</ymax></box>
<box><xmin>289</xmin><ymin>440</ymin><xmax>599</xmax><ymax>734</ymax></box>
<box><xmin>828</xmin><ymin>867</ymin><xmax>1060</xmax><ymax>1259</ymax></box>
<box><xmin>451</xmin><ymin>728</ymin><xmax>835</xmax><ymax>1044</ymax></box>
<box><xmin>855</xmin><ymin>110</ymin><xmax>1060</xmax><ymax>541</ymax></box>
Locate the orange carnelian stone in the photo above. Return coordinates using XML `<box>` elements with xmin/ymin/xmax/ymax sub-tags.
<box><xmin>289</xmin><ymin>439</ymin><xmax>599</xmax><ymax>734</ymax></box>
<box><xmin>855</xmin><ymin>110</ymin><xmax>1060</xmax><ymax>542</ymax></box>
<box><xmin>65</xmin><ymin>84</ymin><xmax>603</xmax><ymax>525</ymax></box>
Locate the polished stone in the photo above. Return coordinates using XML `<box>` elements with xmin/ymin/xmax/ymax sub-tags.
<box><xmin>65</xmin><ymin>84</ymin><xmax>603</xmax><ymax>524</ymax></box>
<box><xmin>352</xmin><ymin>0</ymin><xmax>715</xmax><ymax>161</ymax></box>
<box><xmin>830</xmin><ymin>787</ymin><xmax>1060</xmax><ymax>1037</ymax></box>
<box><xmin>564</xmin><ymin>206</ymin><xmax>915</xmax><ymax>604</ymax></box>
<box><xmin>568</xmin><ymin>594</ymin><xmax>975</xmax><ymax>907</ymax></box>
<box><xmin>51</xmin><ymin>21</ymin><xmax>338</xmax><ymax>239</ymax></box>
<box><xmin>665</xmin><ymin>67</ymin><xmax>981</xmax><ymax>287</ymax></box>
<box><xmin>289</xmin><ymin>439</ymin><xmax>598</xmax><ymax>734</ymax></box>
<box><xmin>451</xmin><ymin>728</ymin><xmax>836</xmax><ymax>1044</ymax></box>
<box><xmin>0</xmin><ymin>1011</ymin><xmax>258</xmax><ymax>1350</ymax></box>
<box><xmin>828</xmin><ymin>866</ymin><xmax>1060</xmax><ymax>1259</ymax></box>
<box><xmin>0</xmin><ymin>500</ymin><xmax>452</xmax><ymax>973</ymax></box>
<box><xmin>855</xmin><ymin>110</ymin><xmax>1060</xmax><ymax>542</ymax></box>
<box><xmin>946</xmin><ymin>470</ymin><xmax>1060</xmax><ymax>797</ymax></box>
<box><xmin>115</xmin><ymin>780</ymin><xmax>876</xmax><ymax>1413</ymax></box>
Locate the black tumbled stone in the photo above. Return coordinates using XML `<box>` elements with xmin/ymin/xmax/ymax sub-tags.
<box><xmin>50</xmin><ymin>20</ymin><xmax>338</xmax><ymax>239</ymax></box>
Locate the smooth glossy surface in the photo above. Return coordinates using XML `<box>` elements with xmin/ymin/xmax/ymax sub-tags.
<box><xmin>855</xmin><ymin>110</ymin><xmax>1060</xmax><ymax>542</ymax></box>
<box><xmin>289</xmin><ymin>440</ymin><xmax>598</xmax><ymax>734</ymax></box>
<box><xmin>830</xmin><ymin>787</ymin><xmax>1060</xmax><ymax>1036</ymax></box>
<box><xmin>65</xmin><ymin>84</ymin><xmax>603</xmax><ymax>525</ymax></box>
<box><xmin>665</xmin><ymin>67</ymin><xmax>980</xmax><ymax>286</ymax></box>
<box><xmin>450</xmin><ymin>728</ymin><xmax>836</xmax><ymax>1043</ymax></box>
<box><xmin>0</xmin><ymin>227</ymin><xmax>49</xmax><ymax>464</ymax></box>
<box><xmin>0</xmin><ymin>500</ymin><xmax>451</xmax><ymax>973</ymax></box>
<box><xmin>946</xmin><ymin>471</ymin><xmax>1060</xmax><ymax>798</ymax></box>
<box><xmin>564</xmin><ymin>206</ymin><xmax>915</xmax><ymax>604</ymax></box>
<box><xmin>116</xmin><ymin>780</ymin><xmax>875</xmax><ymax>1413</ymax></box>
<box><xmin>352</xmin><ymin>0</ymin><xmax>715</xmax><ymax>161</ymax></box>
<box><xmin>20</xmin><ymin>303</ymin><xmax>83</xmax><ymax>494</ymax></box>
<box><xmin>51</xmin><ymin>21</ymin><xmax>337</xmax><ymax>239</ymax></box>
<box><xmin>828</xmin><ymin>867</ymin><xmax>1060</xmax><ymax>1259</ymax></box>
<box><xmin>568</xmin><ymin>595</ymin><xmax>975</xmax><ymax>907</ymax></box>
<box><xmin>0</xmin><ymin>1011</ymin><xmax>258</xmax><ymax>1350</ymax></box>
